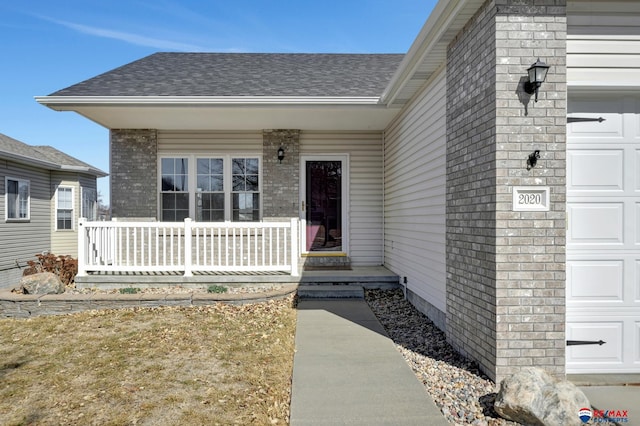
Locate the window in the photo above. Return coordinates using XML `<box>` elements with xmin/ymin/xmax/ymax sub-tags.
<box><xmin>82</xmin><ymin>188</ymin><xmax>97</xmax><ymax>221</ymax></box>
<box><xmin>232</xmin><ymin>158</ymin><xmax>260</xmax><ymax>221</ymax></box>
<box><xmin>5</xmin><ymin>177</ymin><xmax>30</xmax><ymax>221</ymax></box>
<box><xmin>159</xmin><ymin>156</ymin><xmax>260</xmax><ymax>222</ymax></box>
<box><xmin>161</xmin><ymin>158</ymin><xmax>189</xmax><ymax>221</ymax></box>
<box><xmin>196</xmin><ymin>158</ymin><xmax>224</xmax><ymax>221</ymax></box>
<box><xmin>56</xmin><ymin>187</ymin><xmax>73</xmax><ymax>230</ymax></box>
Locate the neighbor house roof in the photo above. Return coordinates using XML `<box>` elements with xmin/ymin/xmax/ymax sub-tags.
<box><xmin>0</xmin><ymin>133</ymin><xmax>107</xmax><ymax>177</ymax></box>
<box><xmin>48</xmin><ymin>53</ymin><xmax>405</xmax><ymax>98</ymax></box>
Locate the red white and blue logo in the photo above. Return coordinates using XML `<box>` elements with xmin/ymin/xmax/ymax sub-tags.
<box><xmin>579</xmin><ymin>407</ymin><xmax>593</xmax><ymax>424</ymax></box>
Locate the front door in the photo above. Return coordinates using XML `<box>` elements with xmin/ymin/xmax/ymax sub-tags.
<box><xmin>300</xmin><ymin>156</ymin><xmax>347</xmax><ymax>253</ymax></box>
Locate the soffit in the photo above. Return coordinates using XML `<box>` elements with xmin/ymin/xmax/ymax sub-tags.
<box><xmin>381</xmin><ymin>0</ymin><xmax>485</xmax><ymax>108</ymax></box>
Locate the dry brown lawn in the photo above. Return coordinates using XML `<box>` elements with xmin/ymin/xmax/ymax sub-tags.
<box><xmin>0</xmin><ymin>297</ymin><xmax>296</xmax><ymax>425</ymax></box>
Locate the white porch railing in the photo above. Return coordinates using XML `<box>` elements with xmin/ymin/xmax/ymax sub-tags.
<box><xmin>77</xmin><ymin>218</ymin><xmax>299</xmax><ymax>277</ymax></box>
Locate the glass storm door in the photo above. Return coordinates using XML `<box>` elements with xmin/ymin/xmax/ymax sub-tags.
<box><xmin>302</xmin><ymin>158</ymin><xmax>345</xmax><ymax>252</ymax></box>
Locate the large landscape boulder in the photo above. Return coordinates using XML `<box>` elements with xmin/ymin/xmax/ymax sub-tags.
<box><xmin>20</xmin><ymin>272</ymin><xmax>65</xmax><ymax>295</ymax></box>
<box><xmin>494</xmin><ymin>367</ymin><xmax>590</xmax><ymax>426</ymax></box>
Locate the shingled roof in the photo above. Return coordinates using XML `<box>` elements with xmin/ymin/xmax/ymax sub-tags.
<box><xmin>0</xmin><ymin>133</ymin><xmax>107</xmax><ymax>177</ymax></box>
<box><xmin>49</xmin><ymin>53</ymin><xmax>405</xmax><ymax>98</ymax></box>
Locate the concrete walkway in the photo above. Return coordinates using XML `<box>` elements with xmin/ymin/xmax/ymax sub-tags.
<box><xmin>290</xmin><ymin>299</ymin><xmax>448</xmax><ymax>425</ymax></box>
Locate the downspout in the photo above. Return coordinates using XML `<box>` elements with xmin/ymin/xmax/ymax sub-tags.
<box><xmin>382</xmin><ymin>129</ymin><xmax>386</xmax><ymax>269</ymax></box>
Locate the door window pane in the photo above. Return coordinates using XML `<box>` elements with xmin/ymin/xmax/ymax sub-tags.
<box><xmin>305</xmin><ymin>161</ymin><xmax>342</xmax><ymax>251</ymax></box>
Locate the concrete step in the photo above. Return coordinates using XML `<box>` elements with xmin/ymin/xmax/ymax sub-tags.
<box><xmin>297</xmin><ymin>284</ymin><xmax>364</xmax><ymax>299</ymax></box>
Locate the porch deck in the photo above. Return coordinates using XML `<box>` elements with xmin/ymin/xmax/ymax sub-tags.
<box><xmin>75</xmin><ymin>266</ymin><xmax>400</xmax><ymax>290</ymax></box>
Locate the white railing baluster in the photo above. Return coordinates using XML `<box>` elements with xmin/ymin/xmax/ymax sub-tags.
<box><xmin>77</xmin><ymin>219</ymin><xmax>300</xmax><ymax>276</ymax></box>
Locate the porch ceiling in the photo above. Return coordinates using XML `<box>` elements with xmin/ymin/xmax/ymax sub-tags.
<box><xmin>36</xmin><ymin>98</ymin><xmax>401</xmax><ymax>131</ymax></box>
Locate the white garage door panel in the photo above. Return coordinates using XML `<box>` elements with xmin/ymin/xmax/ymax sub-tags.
<box><xmin>569</xmin><ymin>150</ymin><xmax>624</xmax><ymax>190</ymax></box>
<box><xmin>567</xmin><ymin>260</ymin><xmax>623</xmax><ymax>301</ymax></box>
<box><xmin>566</xmin><ymin>321</ymin><xmax>623</xmax><ymax>364</ymax></box>
<box><xmin>567</xmin><ymin>95</ymin><xmax>640</xmax><ymax>373</ymax></box>
<box><xmin>568</xmin><ymin>204</ymin><xmax>624</xmax><ymax>244</ymax></box>
<box><xmin>568</xmin><ymin>115</ymin><xmax>624</xmax><ymax>139</ymax></box>
<box><xmin>636</xmin><ymin>151</ymin><xmax>640</xmax><ymax>190</ymax></box>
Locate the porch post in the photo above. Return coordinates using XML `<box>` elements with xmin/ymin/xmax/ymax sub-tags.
<box><xmin>183</xmin><ymin>218</ymin><xmax>193</xmax><ymax>277</ymax></box>
<box><xmin>290</xmin><ymin>218</ymin><xmax>299</xmax><ymax>277</ymax></box>
<box><xmin>77</xmin><ymin>218</ymin><xmax>87</xmax><ymax>277</ymax></box>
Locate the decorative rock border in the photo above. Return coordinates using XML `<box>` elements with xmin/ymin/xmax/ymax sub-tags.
<box><xmin>0</xmin><ymin>284</ymin><xmax>298</xmax><ymax>318</ymax></box>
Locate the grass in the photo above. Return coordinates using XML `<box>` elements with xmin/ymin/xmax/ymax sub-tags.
<box><xmin>207</xmin><ymin>284</ymin><xmax>228</xmax><ymax>294</ymax></box>
<box><xmin>0</xmin><ymin>296</ymin><xmax>296</xmax><ymax>425</ymax></box>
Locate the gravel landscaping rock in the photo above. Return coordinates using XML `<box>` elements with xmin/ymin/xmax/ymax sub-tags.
<box><xmin>366</xmin><ymin>289</ymin><xmax>519</xmax><ymax>426</ymax></box>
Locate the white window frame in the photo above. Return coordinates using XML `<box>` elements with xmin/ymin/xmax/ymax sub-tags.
<box><xmin>158</xmin><ymin>154</ymin><xmax>262</xmax><ymax>222</ymax></box>
<box><xmin>81</xmin><ymin>187</ymin><xmax>98</xmax><ymax>221</ymax></box>
<box><xmin>56</xmin><ymin>186</ymin><xmax>74</xmax><ymax>231</ymax></box>
<box><xmin>5</xmin><ymin>177</ymin><xmax>30</xmax><ymax>222</ymax></box>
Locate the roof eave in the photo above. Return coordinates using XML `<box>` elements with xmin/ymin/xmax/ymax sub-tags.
<box><xmin>0</xmin><ymin>150</ymin><xmax>107</xmax><ymax>177</ymax></box>
<box><xmin>36</xmin><ymin>96</ymin><xmax>384</xmax><ymax>109</ymax></box>
<box><xmin>0</xmin><ymin>150</ymin><xmax>60</xmax><ymax>170</ymax></box>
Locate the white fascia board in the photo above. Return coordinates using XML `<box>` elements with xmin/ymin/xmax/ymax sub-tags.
<box><xmin>35</xmin><ymin>96</ymin><xmax>382</xmax><ymax>109</ymax></box>
<box><xmin>60</xmin><ymin>165</ymin><xmax>109</xmax><ymax>177</ymax></box>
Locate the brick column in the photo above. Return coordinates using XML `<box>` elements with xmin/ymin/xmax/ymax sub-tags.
<box><xmin>262</xmin><ymin>130</ymin><xmax>300</xmax><ymax>220</ymax></box>
<box><xmin>110</xmin><ymin>129</ymin><xmax>158</xmax><ymax>219</ymax></box>
<box><xmin>446</xmin><ymin>0</ymin><xmax>566</xmax><ymax>383</ymax></box>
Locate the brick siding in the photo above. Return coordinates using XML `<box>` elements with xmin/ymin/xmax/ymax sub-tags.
<box><xmin>110</xmin><ymin>129</ymin><xmax>158</xmax><ymax>219</ymax></box>
<box><xmin>262</xmin><ymin>130</ymin><xmax>300</xmax><ymax>220</ymax></box>
<box><xmin>446</xmin><ymin>0</ymin><xmax>566</xmax><ymax>383</ymax></box>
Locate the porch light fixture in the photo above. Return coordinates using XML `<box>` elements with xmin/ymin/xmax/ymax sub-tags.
<box><xmin>524</xmin><ymin>58</ymin><xmax>550</xmax><ymax>102</ymax></box>
<box><xmin>277</xmin><ymin>147</ymin><xmax>285</xmax><ymax>163</ymax></box>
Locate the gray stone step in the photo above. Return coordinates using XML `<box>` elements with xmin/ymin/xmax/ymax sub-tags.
<box><xmin>297</xmin><ymin>284</ymin><xmax>364</xmax><ymax>299</ymax></box>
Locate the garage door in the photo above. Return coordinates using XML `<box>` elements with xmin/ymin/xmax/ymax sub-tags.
<box><xmin>566</xmin><ymin>95</ymin><xmax>640</xmax><ymax>373</ymax></box>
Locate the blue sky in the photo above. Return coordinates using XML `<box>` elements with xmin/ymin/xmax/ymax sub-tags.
<box><xmin>0</xmin><ymin>0</ymin><xmax>436</xmax><ymax>204</ymax></box>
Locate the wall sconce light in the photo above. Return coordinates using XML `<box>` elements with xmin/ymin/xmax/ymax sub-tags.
<box><xmin>277</xmin><ymin>147</ymin><xmax>285</xmax><ymax>164</ymax></box>
<box><xmin>527</xmin><ymin>150</ymin><xmax>540</xmax><ymax>170</ymax></box>
<box><xmin>524</xmin><ymin>58</ymin><xmax>550</xmax><ymax>102</ymax></box>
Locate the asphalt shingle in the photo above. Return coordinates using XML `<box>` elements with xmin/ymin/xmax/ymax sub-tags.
<box><xmin>49</xmin><ymin>53</ymin><xmax>405</xmax><ymax>98</ymax></box>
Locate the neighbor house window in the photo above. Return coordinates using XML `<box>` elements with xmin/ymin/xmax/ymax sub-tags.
<box><xmin>159</xmin><ymin>156</ymin><xmax>260</xmax><ymax>222</ymax></box>
<box><xmin>56</xmin><ymin>186</ymin><xmax>73</xmax><ymax>230</ymax></box>
<box><xmin>5</xmin><ymin>177</ymin><xmax>30</xmax><ymax>221</ymax></box>
<box><xmin>82</xmin><ymin>188</ymin><xmax>97</xmax><ymax>221</ymax></box>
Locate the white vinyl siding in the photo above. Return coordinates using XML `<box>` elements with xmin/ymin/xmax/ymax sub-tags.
<box><xmin>300</xmin><ymin>132</ymin><xmax>383</xmax><ymax>266</ymax></box>
<box><xmin>50</xmin><ymin>174</ymin><xmax>96</xmax><ymax>257</ymax></box>
<box><xmin>0</xmin><ymin>162</ymin><xmax>51</xmax><ymax>288</ymax></box>
<box><xmin>383</xmin><ymin>67</ymin><xmax>447</xmax><ymax>313</ymax></box>
<box><xmin>568</xmin><ymin>1</ymin><xmax>640</xmax><ymax>87</ymax></box>
<box><xmin>158</xmin><ymin>131</ymin><xmax>262</xmax><ymax>154</ymax></box>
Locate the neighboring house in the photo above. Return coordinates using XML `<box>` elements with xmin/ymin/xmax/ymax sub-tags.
<box><xmin>0</xmin><ymin>133</ymin><xmax>107</xmax><ymax>288</ymax></box>
<box><xmin>37</xmin><ymin>0</ymin><xmax>640</xmax><ymax>382</ymax></box>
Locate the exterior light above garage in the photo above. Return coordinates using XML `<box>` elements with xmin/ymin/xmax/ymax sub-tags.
<box><xmin>524</xmin><ymin>58</ymin><xmax>550</xmax><ymax>102</ymax></box>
